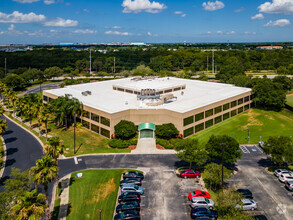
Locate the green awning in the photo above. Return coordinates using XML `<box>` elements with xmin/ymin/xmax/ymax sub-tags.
<box><xmin>138</xmin><ymin>123</ymin><xmax>156</xmax><ymax>131</ymax></box>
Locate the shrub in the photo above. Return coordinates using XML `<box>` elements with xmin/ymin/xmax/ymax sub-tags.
<box><xmin>156</xmin><ymin>123</ymin><xmax>179</xmax><ymax>139</ymax></box>
<box><xmin>108</xmin><ymin>139</ymin><xmax>130</xmax><ymax>149</ymax></box>
<box><xmin>114</xmin><ymin>120</ymin><xmax>137</xmax><ymax>140</ymax></box>
<box><xmin>156</xmin><ymin>138</ymin><xmax>175</xmax><ymax>149</ymax></box>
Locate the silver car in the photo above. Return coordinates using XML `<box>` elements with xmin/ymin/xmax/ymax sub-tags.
<box><xmin>236</xmin><ymin>199</ymin><xmax>257</xmax><ymax>211</ymax></box>
<box><xmin>274</xmin><ymin>169</ymin><xmax>292</xmax><ymax>177</ymax></box>
<box><xmin>279</xmin><ymin>174</ymin><xmax>293</xmax><ymax>183</ymax></box>
<box><xmin>190</xmin><ymin>197</ymin><xmax>215</xmax><ymax>209</ymax></box>
<box><xmin>285</xmin><ymin>181</ymin><xmax>293</xmax><ymax>191</ymax></box>
<box><xmin>121</xmin><ymin>184</ymin><xmax>144</xmax><ymax>195</ymax></box>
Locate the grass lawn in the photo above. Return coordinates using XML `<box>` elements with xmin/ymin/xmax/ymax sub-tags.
<box><xmin>286</xmin><ymin>96</ymin><xmax>293</xmax><ymax>106</ymax></box>
<box><xmin>66</xmin><ymin>169</ymin><xmax>127</xmax><ymax>220</ymax></box>
<box><xmin>190</xmin><ymin>108</ymin><xmax>293</xmax><ymax>145</ymax></box>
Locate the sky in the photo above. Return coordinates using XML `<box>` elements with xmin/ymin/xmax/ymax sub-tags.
<box><xmin>0</xmin><ymin>0</ymin><xmax>293</xmax><ymax>44</ymax></box>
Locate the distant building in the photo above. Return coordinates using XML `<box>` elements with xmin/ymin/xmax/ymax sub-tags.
<box><xmin>256</xmin><ymin>46</ymin><xmax>283</xmax><ymax>50</ymax></box>
<box><xmin>59</xmin><ymin>43</ymin><xmax>74</xmax><ymax>46</ymax></box>
<box><xmin>0</xmin><ymin>44</ymin><xmax>32</xmax><ymax>52</ymax></box>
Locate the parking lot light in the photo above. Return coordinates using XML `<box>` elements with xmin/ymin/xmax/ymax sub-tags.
<box><xmin>99</xmin><ymin>209</ymin><xmax>102</xmax><ymax>220</ymax></box>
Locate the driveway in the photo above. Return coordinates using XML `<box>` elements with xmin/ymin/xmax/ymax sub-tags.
<box><xmin>19</xmin><ymin>82</ymin><xmax>61</xmax><ymax>96</ymax></box>
<box><xmin>229</xmin><ymin>145</ymin><xmax>293</xmax><ymax>220</ymax></box>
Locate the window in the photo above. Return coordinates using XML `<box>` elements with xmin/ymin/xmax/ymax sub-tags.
<box><xmin>205</xmin><ymin>119</ymin><xmax>213</xmax><ymax>128</ymax></box>
<box><xmin>215</xmin><ymin>115</ymin><xmax>222</xmax><ymax>124</ymax></box>
<box><xmin>184</xmin><ymin>116</ymin><xmax>194</xmax><ymax>126</ymax></box>
<box><xmin>82</xmin><ymin>111</ymin><xmax>90</xmax><ymax>119</ymax></box>
<box><xmin>43</xmin><ymin>95</ymin><xmax>48</xmax><ymax>102</ymax></box>
<box><xmin>244</xmin><ymin>96</ymin><xmax>250</xmax><ymax>102</ymax></box>
<box><xmin>101</xmin><ymin>116</ymin><xmax>110</xmax><ymax>127</ymax></box>
<box><xmin>183</xmin><ymin>127</ymin><xmax>194</xmax><ymax>137</ymax></box>
<box><xmin>215</xmin><ymin>106</ymin><xmax>222</xmax><ymax>114</ymax></box>
<box><xmin>91</xmin><ymin>124</ymin><xmax>99</xmax><ymax>133</ymax></box>
<box><xmin>223</xmin><ymin>103</ymin><xmax>230</xmax><ymax>111</ymax></box>
<box><xmin>223</xmin><ymin>112</ymin><xmax>230</xmax><ymax>120</ymax></box>
<box><xmin>195</xmin><ymin>123</ymin><xmax>204</xmax><ymax>133</ymax></box>
<box><xmin>174</xmin><ymin>87</ymin><xmax>181</xmax><ymax>91</ymax></box>
<box><xmin>101</xmin><ymin>128</ymin><xmax>110</xmax><ymax>138</ymax></box>
<box><xmin>195</xmin><ymin>112</ymin><xmax>204</xmax><ymax>122</ymax></box>
<box><xmin>82</xmin><ymin>120</ymin><xmax>89</xmax><ymax>129</ymax></box>
<box><xmin>244</xmin><ymin>104</ymin><xmax>249</xmax><ymax>111</ymax></box>
<box><xmin>231</xmin><ymin>110</ymin><xmax>237</xmax><ymax>117</ymax></box>
<box><xmin>231</xmin><ymin>101</ymin><xmax>237</xmax><ymax>108</ymax></box>
<box><xmin>205</xmin><ymin>109</ymin><xmax>213</xmax><ymax>118</ymax></box>
<box><xmin>238</xmin><ymin>98</ymin><xmax>243</xmax><ymax>105</ymax></box>
<box><xmin>238</xmin><ymin>106</ymin><xmax>243</xmax><ymax>114</ymax></box>
<box><xmin>164</xmin><ymin>89</ymin><xmax>172</xmax><ymax>93</ymax></box>
<box><xmin>91</xmin><ymin>113</ymin><xmax>99</xmax><ymax>123</ymax></box>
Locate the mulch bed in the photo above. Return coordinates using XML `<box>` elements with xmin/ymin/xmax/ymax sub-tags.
<box><xmin>156</xmin><ymin>144</ymin><xmax>165</xmax><ymax>150</ymax></box>
<box><xmin>128</xmin><ymin>145</ymin><xmax>136</xmax><ymax>150</ymax></box>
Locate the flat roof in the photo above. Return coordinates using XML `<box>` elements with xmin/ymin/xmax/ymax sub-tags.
<box><xmin>44</xmin><ymin>77</ymin><xmax>252</xmax><ymax>114</ymax></box>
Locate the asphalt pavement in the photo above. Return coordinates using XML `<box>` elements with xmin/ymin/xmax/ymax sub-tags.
<box><xmin>19</xmin><ymin>82</ymin><xmax>62</xmax><ymax>96</ymax></box>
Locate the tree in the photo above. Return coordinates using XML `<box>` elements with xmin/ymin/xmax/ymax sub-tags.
<box><xmin>206</xmin><ymin>135</ymin><xmax>241</xmax><ymax>165</ymax></box>
<box><xmin>44</xmin><ymin>66</ymin><xmax>63</xmax><ymax>79</ymax></box>
<box><xmin>71</xmin><ymin>98</ymin><xmax>83</xmax><ymax>153</ymax></box>
<box><xmin>3</xmin><ymin>74</ymin><xmax>26</xmax><ymax>90</ymax></box>
<box><xmin>277</xmin><ymin>66</ymin><xmax>289</xmax><ymax>75</ymax></box>
<box><xmin>273</xmin><ymin>76</ymin><xmax>293</xmax><ymax>91</ymax></box>
<box><xmin>175</xmin><ymin>138</ymin><xmax>207</xmax><ymax>169</ymax></box>
<box><xmin>114</xmin><ymin>120</ymin><xmax>137</xmax><ymax>140</ymax></box>
<box><xmin>216</xmin><ymin>57</ymin><xmax>245</xmax><ymax>82</ymax></box>
<box><xmin>132</xmin><ymin>65</ymin><xmax>154</xmax><ymax>76</ymax></box>
<box><xmin>93</xmin><ymin>59</ymin><xmax>103</xmax><ymax>72</ymax></box>
<box><xmin>39</xmin><ymin>104</ymin><xmax>51</xmax><ymax>141</ymax></box>
<box><xmin>75</xmin><ymin>59</ymin><xmax>89</xmax><ymax>73</ymax></box>
<box><xmin>0</xmin><ymin>119</ymin><xmax>8</xmax><ymax>135</ymax></box>
<box><xmin>155</xmin><ymin>123</ymin><xmax>179</xmax><ymax>139</ymax></box>
<box><xmin>9</xmin><ymin>189</ymin><xmax>46</xmax><ymax>220</ymax></box>
<box><xmin>30</xmin><ymin>155</ymin><xmax>58</xmax><ymax>220</ymax></box>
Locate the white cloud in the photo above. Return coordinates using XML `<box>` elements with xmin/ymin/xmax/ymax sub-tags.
<box><xmin>258</xmin><ymin>0</ymin><xmax>293</xmax><ymax>14</ymax></box>
<box><xmin>174</xmin><ymin>11</ymin><xmax>186</xmax><ymax>17</ymax></box>
<box><xmin>105</xmin><ymin>30</ymin><xmax>133</xmax><ymax>36</ymax></box>
<box><xmin>43</xmin><ymin>17</ymin><xmax>78</xmax><ymax>27</ymax></box>
<box><xmin>73</xmin><ymin>29</ymin><xmax>97</xmax><ymax>34</ymax></box>
<box><xmin>105</xmin><ymin>25</ymin><xmax>122</xmax><ymax>29</ymax></box>
<box><xmin>207</xmin><ymin>31</ymin><xmax>212</xmax><ymax>34</ymax></box>
<box><xmin>244</xmin><ymin>31</ymin><xmax>257</xmax><ymax>35</ymax></box>
<box><xmin>216</xmin><ymin>30</ymin><xmax>236</xmax><ymax>35</ymax></box>
<box><xmin>83</xmin><ymin>9</ymin><xmax>90</xmax><ymax>13</ymax></box>
<box><xmin>234</xmin><ymin>7</ymin><xmax>245</xmax><ymax>13</ymax></box>
<box><xmin>50</xmin><ymin>29</ymin><xmax>60</xmax><ymax>33</ymax></box>
<box><xmin>147</xmin><ymin>31</ymin><xmax>152</xmax><ymax>36</ymax></box>
<box><xmin>13</xmin><ymin>0</ymin><xmax>40</xmax><ymax>3</ymax></box>
<box><xmin>226</xmin><ymin>31</ymin><xmax>236</xmax><ymax>35</ymax></box>
<box><xmin>0</xmin><ymin>31</ymin><xmax>4</xmax><ymax>35</ymax></box>
<box><xmin>217</xmin><ymin>30</ymin><xmax>223</xmax><ymax>35</ymax></box>
<box><xmin>122</xmin><ymin>0</ymin><xmax>167</xmax><ymax>13</ymax></box>
<box><xmin>265</xmin><ymin>18</ymin><xmax>290</xmax><ymax>27</ymax></box>
<box><xmin>202</xmin><ymin>1</ymin><xmax>224</xmax><ymax>11</ymax></box>
<box><xmin>44</xmin><ymin>0</ymin><xmax>55</xmax><ymax>4</ymax></box>
<box><xmin>0</xmin><ymin>11</ymin><xmax>46</xmax><ymax>23</ymax></box>
<box><xmin>251</xmin><ymin>13</ymin><xmax>264</xmax><ymax>20</ymax></box>
<box><xmin>8</xmin><ymin>24</ymin><xmax>15</xmax><ymax>31</ymax></box>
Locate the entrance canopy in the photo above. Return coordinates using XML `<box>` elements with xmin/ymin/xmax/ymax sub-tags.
<box><xmin>138</xmin><ymin>123</ymin><xmax>156</xmax><ymax>131</ymax></box>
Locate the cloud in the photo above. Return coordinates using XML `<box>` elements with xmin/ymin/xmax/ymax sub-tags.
<box><xmin>251</xmin><ymin>13</ymin><xmax>264</xmax><ymax>20</ymax></box>
<box><xmin>73</xmin><ymin>29</ymin><xmax>97</xmax><ymax>34</ymax></box>
<box><xmin>122</xmin><ymin>0</ymin><xmax>167</xmax><ymax>13</ymax></box>
<box><xmin>83</xmin><ymin>9</ymin><xmax>90</xmax><ymax>13</ymax></box>
<box><xmin>207</xmin><ymin>31</ymin><xmax>212</xmax><ymax>34</ymax></box>
<box><xmin>216</xmin><ymin>30</ymin><xmax>236</xmax><ymax>35</ymax></box>
<box><xmin>234</xmin><ymin>7</ymin><xmax>245</xmax><ymax>13</ymax></box>
<box><xmin>244</xmin><ymin>31</ymin><xmax>256</xmax><ymax>35</ymax></box>
<box><xmin>8</xmin><ymin>24</ymin><xmax>15</xmax><ymax>31</ymax></box>
<box><xmin>0</xmin><ymin>11</ymin><xmax>46</xmax><ymax>23</ymax></box>
<box><xmin>43</xmin><ymin>17</ymin><xmax>78</xmax><ymax>27</ymax></box>
<box><xmin>105</xmin><ymin>25</ymin><xmax>122</xmax><ymax>29</ymax></box>
<box><xmin>147</xmin><ymin>31</ymin><xmax>152</xmax><ymax>36</ymax></box>
<box><xmin>0</xmin><ymin>31</ymin><xmax>4</xmax><ymax>35</ymax></box>
<box><xmin>44</xmin><ymin>0</ymin><xmax>55</xmax><ymax>4</ymax></box>
<box><xmin>217</xmin><ymin>30</ymin><xmax>223</xmax><ymax>35</ymax></box>
<box><xmin>202</xmin><ymin>1</ymin><xmax>224</xmax><ymax>11</ymax></box>
<box><xmin>13</xmin><ymin>0</ymin><xmax>39</xmax><ymax>3</ymax></box>
<box><xmin>258</xmin><ymin>0</ymin><xmax>293</xmax><ymax>14</ymax></box>
<box><xmin>174</xmin><ymin>11</ymin><xmax>186</xmax><ymax>17</ymax></box>
<box><xmin>226</xmin><ymin>31</ymin><xmax>236</xmax><ymax>35</ymax></box>
<box><xmin>265</xmin><ymin>19</ymin><xmax>290</xmax><ymax>27</ymax></box>
<box><xmin>105</xmin><ymin>30</ymin><xmax>133</xmax><ymax>36</ymax></box>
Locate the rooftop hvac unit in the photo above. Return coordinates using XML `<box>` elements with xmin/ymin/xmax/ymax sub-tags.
<box><xmin>81</xmin><ymin>91</ymin><xmax>92</xmax><ymax>96</ymax></box>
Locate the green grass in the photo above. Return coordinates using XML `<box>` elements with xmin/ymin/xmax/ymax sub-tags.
<box><xmin>286</xmin><ymin>96</ymin><xmax>293</xmax><ymax>106</ymax></box>
<box><xmin>67</xmin><ymin>169</ymin><xmax>128</xmax><ymax>220</ymax></box>
<box><xmin>190</xmin><ymin>108</ymin><xmax>293</xmax><ymax>145</ymax></box>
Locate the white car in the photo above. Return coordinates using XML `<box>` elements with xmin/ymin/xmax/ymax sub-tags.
<box><xmin>279</xmin><ymin>174</ymin><xmax>293</xmax><ymax>183</ymax></box>
<box><xmin>274</xmin><ymin>169</ymin><xmax>292</xmax><ymax>177</ymax></box>
<box><xmin>236</xmin><ymin>199</ymin><xmax>257</xmax><ymax>211</ymax></box>
<box><xmin>190</xmin><ymin>197</ymin><xmax>215</xmax><ymax>209</ymax></box>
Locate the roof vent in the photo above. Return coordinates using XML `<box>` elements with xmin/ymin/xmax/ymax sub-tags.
<box><xmin>81</xmin><ymin>91</ymin><xmax>92</xmax><ymax>96</ymax></box>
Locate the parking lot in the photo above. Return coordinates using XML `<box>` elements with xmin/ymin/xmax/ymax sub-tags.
<box><xmin>140</xmin><ymin>167</ymin><xmax>203</xmax><ymax>220</ymax></box>
<box><xmin>228</xmin><ymin>145</ymin><xmax>293</xmax><ymax>220</ymax></box>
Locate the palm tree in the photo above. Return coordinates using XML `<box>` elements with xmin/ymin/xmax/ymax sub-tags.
<box><xmin>9</xmin><ymin>189</ymin><xmax>46</xmax><ymax>220</ymax></box>
<box><xmin>30</xmin><ymin>155</ymin><xmax>58</xmax><ymax>220</ymax></box>
<box><xmin>0</xmin><ymin>119</ymin><xmax>8</xmax><ymax>135</ymax></box>
<box><xmin>39</xmin><ymin>104</ymin><xmax>51</xmax><ymax>140</ymax></box>
<box><xmin>45</xmin><ymin>137</ymin><xmax>64</xmax><ymax>197</ymax></box>
<box><xmin>71</xmin><ymin>98</ymin><xmax>83</xmax><ymax>154</ymax></box>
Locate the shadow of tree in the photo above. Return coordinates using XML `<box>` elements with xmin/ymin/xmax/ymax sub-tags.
<box><xmin>6</xmin><ymin>148</ymin><xmax>18</xmax><ymax>156</ymax></box>
<box><xmin>4</xmin><ymin>137</ymin><xmax>17</xmax><ymax>144</ymax></box>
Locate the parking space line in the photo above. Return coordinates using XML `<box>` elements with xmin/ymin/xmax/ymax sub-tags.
<box><xmin>240</xmin><ymin>146</ymin><xmax>250</xmax><ymax>153</ymax></box>
<box><xmin>74</xmin><ymin>157</ymin><xmax>78</xmax><ymax>164</ymax></box>
<box><xmin>255</xmin><ymin>145</ymin><xmax>264</xmax><ymax>153</ymax></box>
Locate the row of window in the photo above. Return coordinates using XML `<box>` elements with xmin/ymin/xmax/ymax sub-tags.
<box><xmin>183</xmin><ymin>104</ymin><xmax>250</xmax><ymax>137</ymax></box>
<box><xmin>183</xmin><ymin>96</ymin><xmax>251</xmax><ymax>126</ymax></box>
<box><xmin>78</xmin><ymin>118</ymin><xmax>110</xmax><ymax>138</ymax></box>
<box><xmin>82</xmin><ymin>110</ymin><xmax>110</xmax><ymax>127</ymax></box>
<box><xmin>43</xmin><ymin>95</ymin><xmax>53</xmax><ymax>102</ymax></box>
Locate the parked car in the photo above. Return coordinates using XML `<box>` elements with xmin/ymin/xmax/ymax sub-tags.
<box><xmin>116</xmin><ymin>201</ymin><xmax>140</xmax><ymax>213</ymax></box>
<box><xmin>285</xmin><ymin>181</ymin><xmax>293</xmax><ymax>191</ymax></box>
<box><xmin>188</xmin><ymin>190</ymin><xmax>211</xmax><ymax>200</ymax></box>
<box><xmin>120</xmin><ymin>178</ymin><xmax>142</xmax><ymax>187</ymax></box>
<box><xmin>190</xmin><ymin>197</ymin><xmax>215</xmax><ymax>209</ymax></box>
<box><xmin>180</xmin><ymin>169</ymin><xmax>201</xmax><ymax>179</ymax></box>
<box><xmin>191</xmin><ymin>207</ymin><xmax>218</xmax><ymax>219</ymax></box>
<box><xmin>118</xmin><ymin>192</ymin><xmax>141</xmax><ymax>203</ymax></box>
<box><xmin>121</xmin><ymin>184</ymin><xmax>144</xmax><ymax>195</ymax></box>
<box><xmin>113</xmin><ymin>210</ymin><xmax>140</xmax><ymax>220</ymax></box>
<box><xmin>123</xmin><ymin>171</ymin><xmax>144</xmax><ymax>180</ymax></box>
<box><xmin>279</xmin><ymin>174</ymin><xmax>293</xmax><ymax>183</ymax></box>
<box><xmin>236</xmin><ymin>199</ymin><xmax>257</xmax><ymax>211</ymax></box>
<box><xmin>236</xmin><ymin>189</ymin><xmax>253</xmax><ymax>199</ymax></box>
<box><xmin>274</xmin><ymin>169</ymin><xmax>292</xmax><ymax>177</ymax></box>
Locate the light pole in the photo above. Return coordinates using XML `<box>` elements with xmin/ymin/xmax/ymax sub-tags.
<box><xmin>99</xmin><ymin>209</ymin><xmax>102</xmax><ymax>220</ymax></box>
<box><xmin>220</xmin><ymin>143</ymin><xmax>225</xmax><ymax>190</ymax></box>
<box><xmin>248</xmin><ymin>128</ymin><xmax>250</xmax><ymax>144</ymax></box>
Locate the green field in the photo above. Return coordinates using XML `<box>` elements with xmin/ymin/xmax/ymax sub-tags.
<box><xmin>66</xmin><ymin>169</ymin><xmax>127</xmax><ymax>220</ymax></box>
<box><xmin>286</xmin><ymin>96</ymin><xmax>293</xmax><ymax>106</ymax></box>
<box><xmin>190</xmin><ymin>108</ymin><xmax>293</xmax><ymax>145</ymax></box>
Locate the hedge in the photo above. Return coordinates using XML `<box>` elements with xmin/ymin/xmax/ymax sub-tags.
<box><xmin>108</xmin><ymin>138</ymin><xmax>137</xmax><ymax>149</ymax></box>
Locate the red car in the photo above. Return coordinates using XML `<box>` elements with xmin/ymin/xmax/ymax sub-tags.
<box><xmin>180</xmin><ymin>169</ymin><xmax>201</xmax><ymax>179</ymax></box>
<box><xmin>188</xmin><ymin>190</ymin><xmax>211</xmax><ymax>200</ymax></box>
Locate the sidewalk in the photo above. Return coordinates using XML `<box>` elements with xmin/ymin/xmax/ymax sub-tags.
<box><xmin>58</xmin><ymin>174</ymin><xmax>71</xmax><ymax>220</ymax></box>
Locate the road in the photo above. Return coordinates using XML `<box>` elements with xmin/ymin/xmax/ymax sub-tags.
<box><xmin>0</xmin><ymin>116</ymin><xmax>43</xmax><ymax>191</ymax></box>
<box><xmin>18</xmin><ymin>82</ymin><xmax>62</xmax><ymax>96</ymax></box>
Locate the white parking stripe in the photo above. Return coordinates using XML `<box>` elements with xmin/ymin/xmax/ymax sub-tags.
<box><xmin>74</xmin><ymin>157</ymin><xmax>78</xmax><ymax>164</ymax></box>
<box><xmin>255</xmin><ymin>145</ymin><xmax>264</xmax><ymax>153</ymax></box>
<box><xmin>240</xmin><ymin>146</ymin><xmax>250</xmax><ymax>153</ymax></box>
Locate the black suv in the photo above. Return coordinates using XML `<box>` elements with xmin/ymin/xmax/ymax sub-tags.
<box><xmin>123</xmin><ymin>171</ymin><xmax>144</xmax><ymax>180</ymax></box>
<box><xmin>118</xmin><ymin>192</ymin><xmax>141</xmax><ymax>203</ymax></box>
<box><xmin>114</xmin><ymin>210</ymin><xmax>140</xmax><ymax>220</ymax></box>
<box><xmin>120</xmin><ymin>178</ymin><xmax>142</xmax><ymax>186</ymax></box>
<box><xmin>236</xmin><ymin>189</ymin><xmax>253</xmax><ymax>199</ymax></box>
<box><xmin>116</xmin><ymin>201</ymin><xmax>140</xmax><ymax>213</ymax></box>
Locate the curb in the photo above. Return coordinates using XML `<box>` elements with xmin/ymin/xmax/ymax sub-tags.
<box><xmin>0</xmin><ymin>136</ymin><xmax>7</xmax><ymax>179</ymax></box>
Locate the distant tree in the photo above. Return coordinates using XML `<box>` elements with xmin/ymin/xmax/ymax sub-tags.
<box><xmin>114</xmin><ymin>120</ymin><xmax>137</xmax><ymax>140</ymax></box>
<box><xmin>20</xmin><ymin>68</ymin><xmax>42</xmax><ymax>83</ymax></box>
<box><xmin>228</xmin><ymin>75</ymin><xmax>252</xmax><ymax>88</ymax></box>
<box><xmin>175</xmin><ymin>138</ymin><xmax>207</xmax><ymax>169</ymax></box>
<box><xmin>197</xmin><ymin>74</ymin><xmax>208</xmax><ymax>81</ymax></box>
<box><xmin>75</xmin><ymin>59</ymin><xmax>89</xmax><ymax>73</ymax></box>
<box><xmin>216</xmin><ymin>57</ymin><xmax>245</xmax><ymax>82</ymax></box>
<box><xmin>277</xmin><ymin>66</ymin><xmax>289</xmax><ymax>75</ymax></box>
<box><xmin>93</xmin><ymin>59</ymin><xmax>103</xmax><ymax>72</ymax></box>
<box><xmin>288</xmin><ymin>64</ymin><xmax>293</xmax><ymax>75</ymax></box>
<box><xmin>44</xmin><ymin>66</ymin><xmax>63</xmax><ymax>79</ymax></box>
<box><xmin>3</xmin><ymin>74</ymin><xmax>26</xmax><ymax>90</ymax></box>
<box><xmin>156</xmin><ymin>123</ymin><xmax>179</xmax><ymax>139</ymax></box>
<box><xmin>132</xmin><ymin>65</ymin><xmax>154</xmax><ymax>76</ymax></box>
<box><xmin>273</xmin><ymin>76</ymin><xmax>293</xmax><ymax>91</ymax></box>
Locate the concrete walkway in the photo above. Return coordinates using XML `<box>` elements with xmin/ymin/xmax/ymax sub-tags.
<box><xmin>132</xmin><ymin>138</ymin><xmax>176</xmax><ymax>154</ymax></box>
<box><xmin>58</xmin><ymin>174</ymin><xmax>71</xmax><ymax>220</ymax></box>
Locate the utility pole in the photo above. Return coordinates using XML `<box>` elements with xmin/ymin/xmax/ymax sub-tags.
<box><xmin>89</xmin><ymin>49</ymin><xmax>92</xmax><ymax>74</ymax></box>
<box><xmin>212</xmin><ymin>49</ymin><xmax>214</xmax><ymax>74</ymax></box>
<box><xmin>4</xmin><ymin>58</ymin><xmax>7</xmax><ymax>76</ymax></box>
<box><xmin>207</xmin><ymin>56</ymin><xmax>209</xmax><ymax>73</ymax></box>
<box><xmin>114</xmin><ymin>57</ymin><xmax>116</xmax><ymax>74</ymax></box>
<box><xmin>220</xmin><ymin>143</ymin><xmax>225</xmax><ymax>190</ymax></box>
